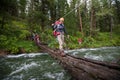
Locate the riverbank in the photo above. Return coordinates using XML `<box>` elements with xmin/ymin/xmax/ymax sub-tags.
<box><xmin>0</xmin><ymin>50</ymin><xmax>8</xmax><ymax>56</ymax></box>
<box><xmin>1</xmin><ymin>45</ymin><xmax>120</xmax><ymax>57</ymax></box>
<box><xmin>0</xmin><ymin>32</ymin><xmax>120</xmax><ymax>56</ymax></box>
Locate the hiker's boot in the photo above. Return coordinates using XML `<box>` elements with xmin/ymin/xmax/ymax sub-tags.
<box><xmin>60</xmin><ymin>50</ymin><xmax>66</xmax><ymax>57</ymax></box>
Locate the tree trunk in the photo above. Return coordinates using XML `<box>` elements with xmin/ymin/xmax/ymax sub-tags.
<box><xmin>50</xmin><ymin>2</ymin><xmax>56</xmax><ymax>23</ymax></box>
<box><xmin>78</xmin><ymin>7</ymin><xmax>83</xmax><ymax>36</ymax></box>
<box><xmin>36</xmin><ymin>42</ymin><xmax>120</xmax><ymax>80</ymax></box>
<box><xmin>41</xmin><ymin>0</ymin><xmax>48</xmax><ymax>30</ymax></box>
<box><xmin>115</xmin><ymin>0</ymin><xmax>120</xmax><ymax>23</ymax></box>
<box><xmin>110</xmin><ymin>16</ymin><xmax>114</xmax><ymax>39</ymax></box>
<box><xmin>109</xmin><ymin>1</ymin><xmax>114</xmax><ymax>40</ymax></box>
<box><xmin>90</xmin><ymin>6</ymin><xmax>96</xmax><ymax>36</ymax></box>
<box><xmin>90</xmin><ymin>8</ymin><xmax>93</xmax><ymax>37</ymax></box>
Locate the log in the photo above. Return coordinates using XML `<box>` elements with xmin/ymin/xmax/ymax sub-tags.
<box><xmin>37</xmin><ymin>43</ymin><xmax>120</xmax><ymax>80</ymax></box>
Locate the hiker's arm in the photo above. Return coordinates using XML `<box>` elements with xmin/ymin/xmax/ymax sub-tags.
<box><xmin>54</xmin><ymin>25</ymin><xmax>57</xmax><ymax>30</ymax></box>
<box><xmin>63</xmin><ymin>27</ymin><xmax>68</xmax><ymax>35</ymax></box>
<box><xmin>64</xmin><ymin>27</ymin><xmax>69</xmax><ymax>38</ymax></box>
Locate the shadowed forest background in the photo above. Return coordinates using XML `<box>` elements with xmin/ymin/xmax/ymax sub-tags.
<box><xmin>0</xmin><ymin>0</ymin><xmax>120</xmax><ymax>54</ymax></box>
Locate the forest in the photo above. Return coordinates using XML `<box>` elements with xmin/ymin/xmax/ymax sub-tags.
<box><xmin>0</xmin><ymin>0</ymin><xmax>120</xmax><ymax>54</ymax></box>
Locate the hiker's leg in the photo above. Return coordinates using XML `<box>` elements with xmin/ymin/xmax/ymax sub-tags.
<box><xmin>57</xmin><ymin>34</ymin><xmax>63</xmax><ymax>50</ymax></box>
<box><xmin>37</xmin><ymin>38</ymin><xmax>40</xmax><ymax>43</ymax></box>
<box><xmin>60</xmin><ymin>34</ymin><xmax>66</xmax><ymax>56</ymax></box>
<box><xmin>60</xmin><ymin>33</ymin><xmax>65</xmax><ymax>50</ymax></box>
<box><xmin>57</xmin><ymin>34</ymin><xmax>66</xmax><ymax>57</ymax></box>
<box><xmin>61</xmin><ymin>33</ymin><xmax>64</xmax><ymax>45</ymax></box>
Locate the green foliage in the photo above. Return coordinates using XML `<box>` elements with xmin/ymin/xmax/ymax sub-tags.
<box><xmin>81</xmin><ymin>37</ymin><xmax>95</xmax><ymax>48</ymax></box>
<box><xmin>114</xmin><ymin>24</ymin><xmax>120</xmax><ymax>34</ymax></box>
<box><xmin>12</xmin><ymin>20</ymin><xmax>31</xmax><ymax>40</ymax></box>
<box><xmin>19</xmin><ymin>0</ymin><xmax>27</xmax><ymax>19</ymax></box>
<box><xmin>93</xmin><ymin>32</ymin><xmax>120</xmax><ymax>47</ymax></box>
<box><xmin>19</xmin><ymin>30</ymin><xmax>30</xmax><ymax>40</ymax></box>
<box><xmin>17</xmin><ymin>40</ymin><xmax>39</xmax><ymax>53</ymax></box>
<box><xmin>0</xmin><ymin>35</ymin><xmax>19</xmax><ymax>53</ymax></box>
<box><xmin>48</xmin><ymin>38</ymin><xmax>59</xmax><ymax>49</ymax></box>
<box><xmin>41</xmin><ymin>27</ymin><xmax>120</xmax><ymax>50</ymax></box>
<box><xmin>0</xmin><ymin>0</ymin><xmax>120</xmax><ymax>54</ymax></box>
<box><xmin>0</xmin><ymin>0</ymin><xmax>18</xmax><ymax>16</ymax></box>
<box><xmin>0</xmin><ymin>18</ymin><xmax>36</xmax><ymax>54</ymax></box>
<box><xmin>0</xmin><ymin>35</ymin><xmax>8</xmax><ymax>48</ymax></box>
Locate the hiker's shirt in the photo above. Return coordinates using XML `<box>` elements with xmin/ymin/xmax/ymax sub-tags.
<box><xmin>56</xmin><ymin>23</ymin><xmax>67</xmax><ymax>34</ymax></box>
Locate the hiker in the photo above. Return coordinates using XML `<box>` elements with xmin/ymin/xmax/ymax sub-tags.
<box><xmin>32</xmin><ymin>32</ymin><xmax>35</xmax><ymax>41</ymax></box>
<box><xmin>52</xmin><ymin>20</ymin><xmax>61</xmax><ymax>37</ymax></box>
<box><xmin>35</xmin><ymin>34</ymin><xmax>40</xmax><ymax>44</ymax></box>
<box><xmin>51</xmin><ymin>23</ymin><xmax>55</xmax><ymax>30</ymax></box>
<box><xmin>78</xmin><ymin>38</ymin><xmax>82</xmax><ymax>44</ymax></box>
<box><xmin>53</xmin><ymin>17</ymin><xmax>69</xmax><ymax>56</ymax></box>
<box><xmin>51</xmin><ymin>20</ymin><xmax>61</xmax><ymax>31</ymax></box>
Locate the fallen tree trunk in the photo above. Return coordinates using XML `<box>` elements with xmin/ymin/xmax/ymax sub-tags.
<box><xmin>37</xmin><ymin>43</ymin><xmax>120</xmax><ymax>80</ymax></box>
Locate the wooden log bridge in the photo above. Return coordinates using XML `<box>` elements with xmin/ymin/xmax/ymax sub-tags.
<box><xmin>37</xmin><ymin>43</ymin><xmax>120</xmax><ymax>80</ymax></box>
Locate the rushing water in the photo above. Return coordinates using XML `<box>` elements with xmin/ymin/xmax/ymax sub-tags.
<box><xmin>0</xmin><ymin>47</ymin><xmax>120</xmax><ymax>80</ymax></box>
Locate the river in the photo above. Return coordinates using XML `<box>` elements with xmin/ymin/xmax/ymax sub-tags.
<box><xmin>0</xmin><ymin>47</ymin><xmax>120</xmax><ymax>80</ymax></box>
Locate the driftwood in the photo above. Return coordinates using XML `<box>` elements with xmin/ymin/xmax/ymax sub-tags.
<box><xmin>37</xmin><ymin>43</ymin><xmax>120</xmax><ymax>80</ymax></box>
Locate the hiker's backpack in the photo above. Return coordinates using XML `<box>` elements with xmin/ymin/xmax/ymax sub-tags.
<box><xmin>52</xmin><ymin>21</ymin><xmax>62</xmax><ymax>37</ymax></box>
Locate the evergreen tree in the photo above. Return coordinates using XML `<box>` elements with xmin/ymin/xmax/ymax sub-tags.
<box><xmin>18</xmin><ymin>0</ymin><xmax>27</xmax><ymax>19</ymax></box>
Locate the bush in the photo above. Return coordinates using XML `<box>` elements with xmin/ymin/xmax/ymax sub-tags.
<box><xmin>6</xmin><ymin>37</ymin><xmax>18</xmax><ymax>53</ymax></box>
<box><xmin>16</xmin><ymin>40</ymin><xmax>39</xmax><ymax>53</ymax></box>
<box><xmin>19</xmin><ymin>30</ymin><xmax>30</xmax><ymax>40</ymax></box>
<box><xmin>0</xmin><ymin>35</ymin><xmax>8</xmax><ymax>49</ymax></box>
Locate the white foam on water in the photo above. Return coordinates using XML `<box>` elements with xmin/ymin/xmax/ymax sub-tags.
<box><xmin>51</xmin><ymin>62</ymin><xmax>57</xmax><ymax>66</ymax></box>
<box><xmin>65</xmin><ymin>48</ymin><xmax>99</xmax><ymax>53</ymax></box>
<box><xmin>95</xmin><ymin>46</ymin><xmax>120</xmax><ymax>51</ymax></box>
<box><xmin>7</xmin><ymin>54</ymin><xmax>26</xmax><ymax>58</ymax></box>
<box><xmin>72</xmin><ymin>52</ymin><xmax>79</xmax><ymax>55</ymax></box>
<box><xmin>40</xmin><ymin>60</ymin><xmax>49</xmax><ymax>63</ymax></box>
<box><xmin>27</xmin><ymin>53</ymin><xmax>48</xmax><ymax>57</ymax></box>
<box><xmin>3</xmin><ymin>74</ymin><xmax>24</xmax><ymax>80</ymax></box>
<box><xmin>84</xmin><ymin>52</ymin><xmax>104</xmax><ymax>61</ymax></box>
<box><xmin>65</xmin><ymin>47</ymin><xmax>119</xmax><ymax>53</ymax></box>
<box><xmin>76</xmin><ymin>48</ymin><xmax>88</xmax><ymax>52</ymax></box>
<box><xmin>64</xmin><ymin>49</ymin><xmax>75</xmax><ymax>53</ymax></box>
<box><xmin>89</xmin><ymin>48</ymin><xmax>99</xmax><ymax>50</ymax></box>
<box><xmin>55</xmin><ymin>72</ymin><xmax>64</xmax><ymax>80</ymax></box>
<box><xmin>43</xmin><ymin>72</ymin><xmax>64</xmax><ymax>80</ymax></box>
<box><xmin>10</xmin><ymin>62</ymin><xmax>38</xmax><ymax>76</ymax></box>
<box><xmin>105</xmin><ymin>53</ymin><xmax>116</xmax><ymax>61</ymax></box>
<box><xmin>100</xmin><ymin>46</ymin><xmax>116</xmax><ymax>49</ymax></box>
<box><xmin>30</xmin><ymin>78</ymin><xmax>37</xmax><ymax>80</ymax></box>
<box><xmin>43</xmin><ymin>72</ymin><xmax>55</xmax><ymax>79</ymax></box>
<box><xmin>7</xmin><ymin>53</ymin><xmax>48</xmax><ymax>58</ymax></box>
